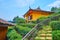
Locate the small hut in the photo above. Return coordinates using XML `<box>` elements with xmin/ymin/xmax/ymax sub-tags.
<box><xmin>0</xmin><ymin>18</ymin><xmax>15</xmax><ymax>40</ymax></box>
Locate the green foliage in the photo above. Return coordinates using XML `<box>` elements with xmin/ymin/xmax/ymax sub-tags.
<box><xmin>7</xmin><ymin>24</ymin><xmax>32</xmax><ymax>40</ymax></box>
<box><xmin>48</xmin><ymin>13</ymin><xmax>60</xmax><ymax>19</ymax></box>
<box><xmin>8</xmin><ymin>27</ymin><xmax>13</xmax><ymax>33</ymax></box>
<box><xmin>15</xmin><ymin>25</ymin><xmax>31</xmax><ymax>35</ymax></box>
<box><xmin>7</xmin><ymin>7</ymin><xmax>60</xmax><ymax>40</ymax></box>
<box><xmin>56</xmin><ymin>8</ymin><xmax>60</xmax><ymax>13</ymax></box>
<box><xmin>52</xmin><ymin>30</ymin><xmax>60</xmax><ymax>40</ymax></box>
<box><xmin>19</xmin><ymin>23</ymin><xmax>35</xmax><ymax>28</ymax></box>
<box><xmin>49</xmin><ymin>7</ymin><xmax>60</xmax><ymax>18</ymax></box>
<box><xmin>7</xmin><ymin>28</ymin><xmax>22</xmax><ymax>40</ymax></box>
<box><xmin>50</xmin><ymin>21</ymin><xmax>60</xmax><ymax>30</ymax></box>
<box><xmin>51</xmin><ymin>7</ymin><xmax>57</xmax><ymax>12</ymax></box>
<box><xmin>13</xmin><ymin>16</ymin><xmax>25</xmax><ymax>23</ymax></box>
<box><xmin>36</xmin><ymin>16</ymin><xmax>48</xmax><ymax>23</ymax></box>
<box><xmin>31</xmin><ymin>21</ymin><xmax>37</xmax><ymax>24</ymax></box>
<box><xmin>51</xmin><ymin>7</ymin><xmax>60</xmax><ymax>13</ymax></box>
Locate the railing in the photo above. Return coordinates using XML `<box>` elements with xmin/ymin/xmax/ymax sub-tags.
<box><xmin>22</xmin><ymin>24</ymin><xmax>42</xmax><ymax>40</ymax></box>
<box><xmin>22</xmin><ymin>14</ymin><xmax>60</xmax><ymax>40</ymax></box>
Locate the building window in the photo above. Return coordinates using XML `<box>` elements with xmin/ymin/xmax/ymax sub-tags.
<box><xmin>28</xmin><ymin>15</ymin><xmax>32</xmax><ymax>20</ymax></box>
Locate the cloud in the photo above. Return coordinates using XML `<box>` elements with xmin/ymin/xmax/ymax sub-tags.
<box><xmin>15</xmin><ymin>0</ymin><xmax>35</xmax><ymax>8</ymax></box>
<box><xmin>48</xmin><ymin>0</ymin><xmax>60</xmax><ymax>8</ymax></box>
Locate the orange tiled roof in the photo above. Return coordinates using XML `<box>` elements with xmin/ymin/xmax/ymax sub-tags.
<box><xmin>23</xmin><ymin>8</ymin><xmax>54</xmax><ymax>16</ymax></box>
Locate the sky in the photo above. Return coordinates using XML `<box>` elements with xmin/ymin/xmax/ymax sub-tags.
<box><xmin>0</xmin><ymin>0</ymin><xmax>60</xmax><ymax>21</ymax></box>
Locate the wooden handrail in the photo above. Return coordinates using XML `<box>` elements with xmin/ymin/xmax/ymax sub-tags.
<box><xmin>22</xmin><ymin>14</ymin><xmax>60</xmax><ymax>40</ymax></box>
<box><xmin>22</xmin><ymin>24</ymin><xmax>38</xmax><ymax>40</ymax></box>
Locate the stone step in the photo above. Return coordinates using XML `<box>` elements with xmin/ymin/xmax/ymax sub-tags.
<box><xmin>38</xmin><ymin>34</ymin><xmax>46</xmax><ymax>37</ymax></box>
<box><xmin>38</xmin><ymin>31</ymin><xmax>47</xmax><ymax>34</ymax></box>
<box><xmin>35</xmin><ymin>37</ymin><xmax>41</xmax><ymax>39</ymax></box>
<box><xmin>38</xmin><ymin>34</ymin><xmax>52</xmax><ymax>37</ymax></box>
<box><xmin>46</xmin><ymin>37</ymin><xmax>52</xmax><ymax>40</ymax></box>
<box><xmin>40</xmin><ymin>37</ymin><xmax>46</xmax><ymax>40</ymax></box>
<box><xmin>46</xmin><ymin>34</ymin><xmax>52</xmax><ymax>37</ymax></box>
<box><xmin>38</xmin><ymin>31</ymin><xmax>52</xmax><ymax>34</ymax></box>
<box><xmin>35</xmin><ymin>27</ymin><xmax>52</xmax><ymax>40</ymax></box>
<box><xmin>47</xmin><ymin>31</ymin><xmax>52</xmax><ymax>32</ymax></box>
<box><xmin>46</xmin><ymin>31</ymin><xmax>52</xmax><ymax>34</ymax></box>
<box><xmin>35</xmin><ymin>37</ymin><xmax>52</xmax><ymax>40</ymax></box>
<box><xmin>43</xmin><ymin>29</ymin><xmax>52</xmax><ymax>31</ymax></box>
<box><xmin>35</xmin><ymin>39</ymin><xmax>45</xmax><ymax>40</ymax></box>
<box><xmin>35</xmin><ymin>37</ymin><xmax>45</xmax><ymax>39</ymax></box>
<box><xmin>38</xmin><ymin>30</ymin><xmax>52</xmax><ymax>33</ymax></box>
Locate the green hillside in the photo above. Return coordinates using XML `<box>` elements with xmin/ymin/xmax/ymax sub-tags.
<box><xmin>7</xmin><ymin>7</ymin><xmax>60</xmax><ymax>40</ymax></box>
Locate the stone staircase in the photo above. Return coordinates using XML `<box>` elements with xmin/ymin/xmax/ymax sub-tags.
<box><xmin>35</xmin><ymin>26</ymin><xmax>52</xmax><ymax>40</ymax></box>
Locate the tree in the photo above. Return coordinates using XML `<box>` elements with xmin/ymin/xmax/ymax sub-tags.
<box><xmin>51</xmin><ymin>7</ymin><xmax>57</xmax><ymax>12</ymax></box>
<box><xmin>13</xmin><ymin>16</ymin><xmax>19</xmax><ymax>23</ymax></box>
<box><xmin>51</xmin><ymin>7</ymin><xmax>60</xmax><ymax>13</ymax></box>
<box><xmin>13</xmin><ymin>16</ymin><xmax>25</xmax><ymax>23</ymax></box>
<box><xmin>56</xmin><ymin>8</ymin><xmax>60</xmax><ymax>13</ymax></box>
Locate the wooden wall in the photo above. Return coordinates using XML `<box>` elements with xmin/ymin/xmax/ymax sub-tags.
<box><xmin>25</xmin><ymin>10</ymin><xmax>51</xmax><ymax>22</ymax></box>
<box><xmin>0</xmin><ymin>27</ymin><xmax>8</xmax><ymax>40</ymax></box>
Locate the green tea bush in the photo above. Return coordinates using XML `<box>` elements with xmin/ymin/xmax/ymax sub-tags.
<box><xmin>31</xmin><ymin>21</ymin><xmax>37</xmax><ymax>24</ymax></box>
<box><xmin>36</xmin><ymin>16</ymin><xmax>48</xmax><ymax>23</ymax></box>
<box><xmin>15</xmin><ymin>25</ymin><xmax>31</xmax><ymax>36</ymax></box>
<box><xmin>19</xmin><ymin>23</ymin><xmax>35</xmax><ymax>28</ymax></box>
<box><xmin>7</xmin><ymin>29</ymin><xmax>22</xmax><ymax>40</ymax></box>
<box><xmin>50</xmin><ymin>21</ymin><xmax>60</xmax><ymax>30</ymax></box>
<box><xmin>52</xmin><ymin>30</ymin><xmax>60</xmax><ymax>40</ymax></box>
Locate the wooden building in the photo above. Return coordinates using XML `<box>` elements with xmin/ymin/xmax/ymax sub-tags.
<box><xmin>0</xmin><ymin>18</ymin><xmax>15</xmax><ymax>40</ymax></box>
<box><xmin>24</xmin><ymin>7</ymin><xmax>54</xmax><ymax>22</ymax></box>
